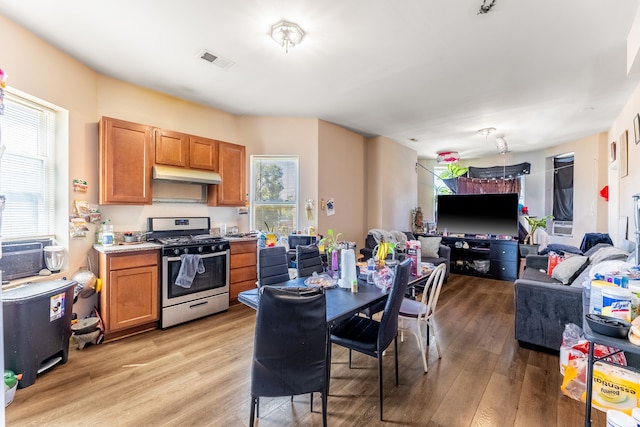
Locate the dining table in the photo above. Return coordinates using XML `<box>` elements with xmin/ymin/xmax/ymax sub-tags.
<box><xmin>238</xmin><ymin>276</ymin><xmax>388</xmax><ymax>325</ymax></box>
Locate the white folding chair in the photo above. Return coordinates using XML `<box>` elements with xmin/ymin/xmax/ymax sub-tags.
<box><xmin>398</xmin><ymin>263</ymin><xmax>447</xmax><ymax>372</ymax></box>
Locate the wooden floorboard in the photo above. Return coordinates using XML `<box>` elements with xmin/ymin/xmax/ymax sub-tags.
<box><xmin>5</xmin><ymin>274</ymin><xmax>602</xmax><ymax>426</ymax></box>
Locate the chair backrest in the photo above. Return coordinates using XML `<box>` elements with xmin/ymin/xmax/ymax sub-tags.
<box><xmin>420</xmin><ymin>263</ymin><xmax>447</xmax><ymax>321</ymax></box>
<box><xmin>258</xmin><ymin>246</ymin><xmax>290</xmax><ymax>286</ymax></box>
<box><xmin>251</xmin><ymin>286</ymin><xmax>327</xmax><ymax>397</ymax></box>
<box><xmin>378</xmin><ymin>258</ymin><xmax>412</xmax><ymax>350</ymax></box>
<box><xmin>296</xmin><ymin>244</ymin><xmax>324</xmax><ymax>278</ymax></box>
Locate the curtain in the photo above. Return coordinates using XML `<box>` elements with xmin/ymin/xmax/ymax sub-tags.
<box><xmin>456</xmin><ymin>177</ymin><xmax>521</xmax><ymax>194</ymax></box>
<box><xmin>467</xmin><ymin>162</ymin><xmax>530</xmax><ymax>179</ymax></box>
<box><xmin>553</xmin><ymin>156</ymin><xmax>574</xmax><ymax>221</ymax></box>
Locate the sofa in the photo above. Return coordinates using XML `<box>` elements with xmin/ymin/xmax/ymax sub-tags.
<box><xmin>514</xmin><ymin>243</ymin><xmax>631</xmax><ymax>353</ymax></box>
<box><xmin>360</xmin><ymin>230</ymin><xmax>451</xmax><ymax>279</ymax></box>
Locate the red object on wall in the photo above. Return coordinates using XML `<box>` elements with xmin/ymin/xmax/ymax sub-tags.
<box><xmin>599</xmin><ymin>185</ymin><xmax>609</xmax><ymax>201</ymax></box>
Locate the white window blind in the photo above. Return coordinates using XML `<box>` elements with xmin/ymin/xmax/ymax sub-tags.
<box><xmin>0</xmin><ymin>92</ymin><xmax>55</xmax><ymax>240</ymax></box>
<box><xmin>251</xmin><ymin>156</ymin><xmax>298</xmax><ymax>235</ymax></box>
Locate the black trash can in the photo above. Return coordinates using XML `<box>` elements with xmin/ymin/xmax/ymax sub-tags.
<box><xmin>3</xmin><ymin>279</ymin><xmax>76</xmax><ymax>388</ymax></box>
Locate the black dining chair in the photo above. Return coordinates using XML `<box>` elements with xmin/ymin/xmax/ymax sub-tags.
<box><xmin>330</xmin><ymin>258</ymin><xmax>411</xmax><ymax>421</ymax></box>
<box><xmin>257</xmin><ymin>246</ymin><xmax>291</xmax><ymax>286</ymax></box>
<box><xmin>249</xmin><ymin>286</ymin><xmax>328</xmax><ymax>427</ymax></box>
<box><xmin>296</xmin><ymin>244</ymin><xmax>324</xmax><ymax>278</ymax></box>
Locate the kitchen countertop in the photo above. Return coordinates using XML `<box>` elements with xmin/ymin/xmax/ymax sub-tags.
<box><xmin>226</xmin><ymin>236</ymin><xmax>259</xmax><ymax>242</ymax></box>
<box><xmin>93</xmin><ymin>242</ymin><xmax>161</xmax><ymax>254</ymax></box>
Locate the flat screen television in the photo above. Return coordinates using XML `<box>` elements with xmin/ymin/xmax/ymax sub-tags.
<box><xmin>436</xmin><ymin>193</ymin><xmax>519</xmax><ymax>238</ymax></box>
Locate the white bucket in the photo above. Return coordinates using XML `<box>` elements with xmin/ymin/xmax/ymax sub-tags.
<box><xmin>628</xmin><ymin>280</ymin><xmax>640</xmax><ymax>320</ymax></box>
<box><xmin>602</xmin><ymin>286</ymin><xmax>632</xmax><ymax>321</ymax></box>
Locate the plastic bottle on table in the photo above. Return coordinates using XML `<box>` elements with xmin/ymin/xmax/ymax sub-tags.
<box><xmin>367</xmin><ymin>258</ymin><xmax>375</xmax><ymax>284</ymax></box>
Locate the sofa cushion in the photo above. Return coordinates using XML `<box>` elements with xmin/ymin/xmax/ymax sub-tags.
<box><xmin>522</xmin><ymin>266</ymin><xmax>562</xmax><ymax>284</ymax></box>
<box><xmin>589</xmin><ymin>246</ymin><xmax>629</xmax><ymax>264</ymax></box>
<box><xmin>539</xmin><ymin>243</ymin><xmax>582</xmax><ymax>256</ymax></box>
<box><xmin>418</xmin><ymin>236</ymin><xmax>441</xmax><ymax>258</ymax></box>
<box><xmin>551</xmin><ymin>255</ymin><xmax>589</xmax><ymax>285</ymax></box>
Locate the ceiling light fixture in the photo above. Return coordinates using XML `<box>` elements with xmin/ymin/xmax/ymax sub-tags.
<box><xmin>271</xmin><ymin>20</ymin><xmax>304</xmax><ymax>53</ymax></box>
<box><xmin>436</xmin><ymin>151</ymin><xmax>460</xmax><ymax>164</ymax></box>
<box><xmin>495</xmin><ymin>137</ymin><xmax>509</xmax><ymax>154</ymax></box>
<box><xmin>478</xmin><ymin>0</ymin><xmax>497</xmax><ymax>14</ymax></box>
<box><xmin>477</xmin><ymin>127</ymin><xmax>496</xmax><ymax>137</ymax></box>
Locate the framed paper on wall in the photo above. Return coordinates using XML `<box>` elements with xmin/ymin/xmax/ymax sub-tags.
<box><xmin>635</xmin><ymin>113</ymin><xmax>640</xmax><ymax>144</ymax></box>
<box><xmin>620</xmin><ymin>129</ymin><xmax>628</xmax><ymax>178</ymax></box>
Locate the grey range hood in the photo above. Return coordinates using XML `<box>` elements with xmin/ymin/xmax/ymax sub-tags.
<box><xmin>152</xmin><ymin>164</ymin><xmax>221</xmax><ymax>185</ymax></box>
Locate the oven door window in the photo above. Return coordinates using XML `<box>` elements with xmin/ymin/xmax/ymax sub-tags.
<box><xmin>166</xmin><ymin>253</ymin><xmax>227</xmax><ymax>299</ymax></box>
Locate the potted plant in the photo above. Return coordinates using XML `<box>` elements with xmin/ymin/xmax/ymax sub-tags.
<box><xmin>318</xmin><ymin>229</ymin><xmax>343</xmax><ymax>271</ymax></box>
<box><xmin>438</xmin><ymin>163</ymin><xmax>468</xmax><ymax>194</ymax></box>
<box><xmin>520</xmin><ymin>215</ymin><xmax>553</xmax><ymax>256</ymax></box>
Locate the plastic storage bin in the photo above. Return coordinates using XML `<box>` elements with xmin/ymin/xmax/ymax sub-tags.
<box><xmin>2</xmin><ymin>279</ymin><xmax>76</xmax><ymax>388</ymax></box>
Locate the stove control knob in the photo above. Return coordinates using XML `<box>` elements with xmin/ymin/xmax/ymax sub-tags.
<box><xmin>218</xmin><ymin>244</ymin><xmax>226</xmax><ymax>251</ymax></box>
<box><xmin>197</xmin><ymin>246</ymin><xmax>204</xmax><ymax>253</ymax></box>
<box><xmin>183</xmin><ymin>248</ymin><xmax>189</xmax><ymax>254</ymax></box>
<box><xmin>173</xmin><ymin>248</ymin><xmax>180</xmax><ymax>256</ymax></box>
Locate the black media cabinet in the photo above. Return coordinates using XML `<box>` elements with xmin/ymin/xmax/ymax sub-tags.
<box><xmin>441</xmin><ymin>236</ymin><xmax>518</xmax><ymax>281</ymax></box>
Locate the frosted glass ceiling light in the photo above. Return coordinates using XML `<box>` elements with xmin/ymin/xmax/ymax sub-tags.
<box><xmin>271</xmin><ymin>20</ymin><xmax>304</xmax><ymax>53</ymax></box>
<box><xmin>495</xmin><ymin>137</ymin><xmax>509</xmax><ymax>154</ymax></box>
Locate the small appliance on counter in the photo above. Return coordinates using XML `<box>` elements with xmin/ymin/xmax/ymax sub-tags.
<box><xmin>43</xmin><ymin>245</ymin><xmax>65</xmax><ymax>272</ymax></box>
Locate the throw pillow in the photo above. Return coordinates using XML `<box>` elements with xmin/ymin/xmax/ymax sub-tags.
<box><xmin>418</xmin><ymin>236</ymin><xmax>441</xmax><ymax>258</ymax></box>
<box><xmin>589</xmin><ymin>246</ymin><xmax>629</xmax><ymax>265</ymax></box>
<box><xmin>583</xmin><ymin>242</ymin><xmax>612</xmax><ymax>258</ymax></box>
<box><xmin>551</xmin><ymin>255</ymin><xmax>589</xmax><ymax>285</ymax></box>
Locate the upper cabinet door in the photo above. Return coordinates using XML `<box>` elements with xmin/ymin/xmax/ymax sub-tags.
<box><xmin>189</xmin><ymin>136</ymin><xmax>219</xmax><ymax>171</ymax></box>
<box><xmin>210</xmin><ymin>142</ymin><xmax>245</xmax><ymax>206</ymax></box>
<box><xmin>154</xmin><ymin>129</ymin><xmax>189</xmax><ymax>167</ymax></box>
<box><xmin>99</xmin><ymin>117</ymin><xmax>153</xmax><ymax>204</ymax></box>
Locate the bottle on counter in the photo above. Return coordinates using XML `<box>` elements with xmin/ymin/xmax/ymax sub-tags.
<box><xmin>102</xmin><ymin>219</ymin><xmax>114</xmax><ymax>246</ymax></box>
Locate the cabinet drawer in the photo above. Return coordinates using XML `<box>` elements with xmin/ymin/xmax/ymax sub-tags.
<box><xmin>230</xmin><ymin>265</ymin><xmax>257</xmax><ymax>283</ymax></box>
<box><xmin>489</xmin><ymin>262</ymin><xmax>517</xmax><ymax>281</ymax></box>
<box><xmin>230</xmin><ymin>252</ymin><xmax>257</xmax><ymax>269</ymax></box>
<box><xmin>490</xmin><ymin>242</ymin><xmax>517</xmax><ymax>261</ymax></box>
<box><xmin>109</xmin><ymin>251</ymin><xmax>158</xmax><ymax>270</ymax></box>
<box><xmin>230</xmin><ymin>241</ymin><xmax>258</xmax><ymax>255</ymax></box>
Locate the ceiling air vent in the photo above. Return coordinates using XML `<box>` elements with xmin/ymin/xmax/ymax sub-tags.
<box><xmin>199</xmin><ymin>50</ymin><xmax>234</xmax><ymax>70</ymax></box>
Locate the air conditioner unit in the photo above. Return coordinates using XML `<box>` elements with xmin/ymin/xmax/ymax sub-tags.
<box><xmin>552</xmin><ymin>221</ymin><xmax>573</xmax><ymax>237</ymax></box>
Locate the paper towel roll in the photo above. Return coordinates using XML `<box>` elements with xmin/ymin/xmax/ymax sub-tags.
<box><xmin>339</xmin><ymin>249</ymin><xmax>357</xmax><ymax>288</ymax></box>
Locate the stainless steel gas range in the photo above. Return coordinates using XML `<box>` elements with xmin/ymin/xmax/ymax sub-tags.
<box><xmin>147</xmin><ymin>217</ymin><xmax>230</xmax><ymax>328</ymax></box>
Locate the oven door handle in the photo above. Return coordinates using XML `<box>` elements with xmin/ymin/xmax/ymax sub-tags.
<box><xmin>165</xmin><ymin>252</ymin><xmax>226</xmax><ymax>263</ymax></box>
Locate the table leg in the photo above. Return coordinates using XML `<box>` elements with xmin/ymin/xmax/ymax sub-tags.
<box><xmin>584</xmin><ymin>341</ymin><xmax>594</xmax><ymax>427</ymax></box>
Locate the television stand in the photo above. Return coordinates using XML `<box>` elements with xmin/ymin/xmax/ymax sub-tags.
<box><xmin>441</xmin><ymin>236</ymin><xmax>518</xmax><ymax>281</ymax></box>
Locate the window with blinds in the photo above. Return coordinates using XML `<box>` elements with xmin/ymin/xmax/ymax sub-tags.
<box><xmin>0</xmin><ymin>91</ymin><xmax>56</xmax><ymax>241</ymax></box>
<box><xmin>250</xmin><ymin>156</ymin><xmax>298</xmax><ymax>235</ymax></box>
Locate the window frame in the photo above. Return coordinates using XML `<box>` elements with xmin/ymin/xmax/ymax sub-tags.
<box><xmin>0</xmin><ymin>89</ymin><xmax>57</xmax><ymax>242</ymax></box>
<box><xmin>250</xmin><ymin>155</ymin><xmax>299</xmax><ymax>235</ymax></box>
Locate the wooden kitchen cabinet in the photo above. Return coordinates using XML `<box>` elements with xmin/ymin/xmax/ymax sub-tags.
<box><xmin>154</xmin><ymin>129</ymin><xmax>219</xmax><ymax>171</ymax></box>
<box><xmin>189</xmin><ymin>135</ymin><xmax>219</xmax><ymax>171</ymax></box>
<box><xmin>99</xmin><ymin>117</ymin><xmax>153</xmax><ymax>204</ymax></box>
<box><xmin>154</xmin><ymin>128</ymin><xmax>189</xmax><ymax>167</ymax></box>
<box><xmin>98</xmin><ymin>250</ymin><xmax>160</xmax><ymax>341</ymax></box>
<box><xmin>209</xmin><ymin>142</ymin><xmax>246</xmax><ymax>206</ymax></box>
<box><xmin>229</xmin><ymin>240</ymin><xmax>257</xmax><ymax>305</ymax></box>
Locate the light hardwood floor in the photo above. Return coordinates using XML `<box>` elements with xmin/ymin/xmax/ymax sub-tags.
<box><xmin>6</xmin><ymin>274</ymin><xmax>605</xmax><ymax>426</ymax></box>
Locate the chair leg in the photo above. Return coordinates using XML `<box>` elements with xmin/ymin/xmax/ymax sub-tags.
<box><xmin>348</xmin><ymin>348</ymin><xmax>352</xmax><ymax>368</ymax></box>
<box><xmin>429</xmin><ymin>319</ymin><xmax>442</xmax><ymax>359</ymax></box>
<box><xmin>322</xmin><ymin>390</ymin><xmax>328</xmax><ymax>427</ymax></box>
<box><xmin>416</xmin><ymin>320</ymin><xmax>428</xmax><ymax>373</ymax></box>
<box><xmin>256</xmin><ymin>397</ymin><xmax>260</xmax><ymax>419</ymax></box>
<box><xmin>249</xmin><ymin>396</ymin><xmax>257</xmax><ymax>427</ymax></box>
<box><xmin>310</xmin><ymin>392</ymin><xmax>313</xmax><ymax>412</ymax></box>
<box><xmin>378</xmin><ymin>353</ymin><xmax>384</xmax><ymax>421</ymax></box>
<box><xmin>394</xmin><ymin>337</ymin><xmax>399</xmax><ymax>386</ymax></box>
